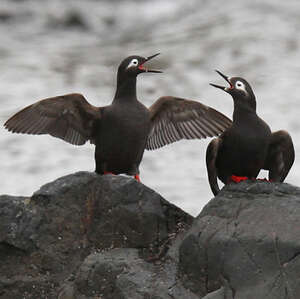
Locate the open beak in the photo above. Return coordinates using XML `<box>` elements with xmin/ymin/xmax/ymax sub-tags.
<box><xmin>210</xmin><ymin>70</ymin><xmax>233</xmax><ymax>92</ymax></box>
<box><xmin>138</xmin><ymin>53</ymin><xmax>162</xmax><ymax>73</ymax></box>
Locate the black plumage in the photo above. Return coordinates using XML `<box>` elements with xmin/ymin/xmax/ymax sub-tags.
<box><xmin>207</xmin><ymin>70</ymin><xmax>295</xmax><ymax>195</ymax></box>
<box><xmin>4</xmin><ymin>54</ymin><xmax>232</xmax><ymax>181</ymax></box>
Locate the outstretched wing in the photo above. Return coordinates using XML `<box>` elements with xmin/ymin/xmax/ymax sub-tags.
<box><xmin>263</xmin><ymin>130</ymin><xmax>295</xmax><ymax>182</ymax></box>
<box><xmin>4</xmin><ymin>93</ymin><xmax>101</xmax><ymax>145</ymax></box>
<box><xmin>146</xmin><ymin>96</ymin><xmax>232</xmax><ymax>150</ymax></box>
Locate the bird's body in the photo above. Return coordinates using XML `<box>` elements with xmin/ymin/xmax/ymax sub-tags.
<box><xmin>215</xmin><ymin>111</ymin><xmax>271</xmax><ymax>183</ymax></box>
<box><xmin>207</xmin><ymin>71</ymin><xmax>294</xmax><ymax>195</ymax></box>
<box><xmin>95</xmin><ymin>98</ymin><xmax>150</xmax><ymax>175</ymax></box>
<box><xmin>4</xmin><ymin>54</ymin><xmax>232</xmax><ymax>181</ymax></box>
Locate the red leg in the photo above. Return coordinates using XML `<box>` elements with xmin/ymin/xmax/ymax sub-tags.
<box><xmin>229</xmin><ymin>175</ymin><xmax>249</xmax><ymax>183</ymax></box>
<box><xmin>134</xmin><ymin>174</ymin><xmax>141</xmax><ymax>182</ymax></box>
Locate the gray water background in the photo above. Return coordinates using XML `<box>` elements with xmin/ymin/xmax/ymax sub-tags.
<box><xmin>1</xmin><ymin>0</ymin><xmax>300</xmax><ymax>216</ymax></box>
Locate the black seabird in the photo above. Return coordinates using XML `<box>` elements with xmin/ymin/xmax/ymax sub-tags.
<box><xmin>4</xmin><ymin>54</ymin><xmax>232</xmax><ymax>181</ymax></box>
<box><xmin>206</xmin><ymin>70</ymin><xmax>295</xmax><ymax>195</ymax></box>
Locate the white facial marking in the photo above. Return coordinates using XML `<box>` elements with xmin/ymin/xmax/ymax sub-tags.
<box><xmin>127</xmin><ymin>58</ymin><xmax>139</xmax><ymax>69</ymax></box>
<box><xmin>235</xmin><ymin>80</ymin><xmax>246</xmax><ymax>92</ymax></box>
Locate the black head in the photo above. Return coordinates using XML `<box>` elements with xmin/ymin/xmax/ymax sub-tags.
<box><xmin>210</xmin><ymin>70</ymin><xmax>256</xmax><ymax>111</ymax></box>
<box><xmin>118</xmin><ymin>53</ymin><xmax>162</xmax><ymax>78</ymax></box>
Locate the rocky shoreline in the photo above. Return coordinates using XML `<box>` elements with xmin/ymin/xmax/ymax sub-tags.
<box><xmin>1</xmin><ymin>172</ymin><xmax>299</xmax><ymax>298</ymax></box>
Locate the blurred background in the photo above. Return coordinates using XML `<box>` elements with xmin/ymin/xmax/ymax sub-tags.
<box><xmin>1</xmin><ymin>0</ymin><xmax>300</xmax><ymax>216</ymax></box>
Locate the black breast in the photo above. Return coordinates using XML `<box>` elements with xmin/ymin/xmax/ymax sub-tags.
<box><xmin>94</xmin><ymin>101</ymin><xmax>151</xmax><ymax>175</ymax></box>
<box><xmin>217</xmin><ymin>115</ymin><xmax>271</xmax><ymax>183</ymax></box>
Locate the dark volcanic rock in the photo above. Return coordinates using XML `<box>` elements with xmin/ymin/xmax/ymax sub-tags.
<box><xmin>0</xmin><ymin>195</ymin><xmax>39</xmax><ymax>251</ymax></box>
<box><xmin>1</xmin><ymin>174</ymin><xmax>300</xmax><ymax>298</ymax></box>
<box><xmin>31</xmin><ymin>172</ymin><xmax>192</xmax><ymax>253</ymax></box>
<box><xmin>0</xmin><ymin>172</ymin><xmax>193</xmax><ymax>298</ymax></box>
<box><xmin>59</xmin><ymin>248</ymin><xmax>198</xmax><ymax>299</ymax></box>
<box><xmin>179</xmin><ymin>180</ymin><xmax>300</xmax><ymax>299</ymax></box>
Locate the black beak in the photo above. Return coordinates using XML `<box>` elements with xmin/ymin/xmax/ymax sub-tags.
<box><xmin>139</xmin><ymin>53</ymin><xmax>162</xmax><ymax>73</ymax></box>
<box><xmin>210</xmin><ymin>70</ymin><xmax>232</xmax><ymax>91</ymax></box>
<box><xmin>146</xmin><ymin>53</ymin><xmax>160</xmax><ymax>61</ymax></box>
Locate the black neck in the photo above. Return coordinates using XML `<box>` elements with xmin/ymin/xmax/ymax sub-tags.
<box><xmin>232</xmin><ymin>103</ymin><xmax>257</xmax><ymax>123</ymax></box>
<box><xmin>113</xmin><ymin>75</ymin><xmax>137</xmax><ymax>103</ymax></box>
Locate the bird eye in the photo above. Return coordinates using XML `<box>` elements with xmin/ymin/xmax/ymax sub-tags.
<box><xmin>127</xmin><ymin>58</ymin><xmax>139</xmax><ymax>69</ymax></box>
<box><xmin>236</xmin><ymin>81</ymin><xmax>244</xmax><ymax>89</ymax></box>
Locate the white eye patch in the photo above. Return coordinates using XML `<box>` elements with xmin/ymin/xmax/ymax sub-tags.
<box><xmin>235</xmin><ymin>80</ymin><xmax>246</xmax><ymax>91</ymax></box>
<box><xmin>127</xmin><ymin>58</ymin><xmax>139</xmax><ymax>69</ymax></box>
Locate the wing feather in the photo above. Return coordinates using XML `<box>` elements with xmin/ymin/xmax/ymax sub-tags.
<box><xmin>4</xmin><ymin>93</ymin><xmax>101</xmax><ymax>145</ymax></box>
<box><xmin>146</xmin><ymin>96</ymin><xmax>232</xmax><ymax>150</ymax></box>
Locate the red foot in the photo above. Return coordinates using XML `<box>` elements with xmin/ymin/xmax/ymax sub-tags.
<box><xmin>104</xmin><ymin>171</ymin><xmax>115</xmax><ymax>175</ymax></box>
<box><xmin>230</xmin><ymin>175</ymin><xmax>249</xmax><ymax>183</ymax></box>
<box><xmin>134</xmin><ymin>174</ymin><xmax>141</xmax><ymax>182</ymax></box>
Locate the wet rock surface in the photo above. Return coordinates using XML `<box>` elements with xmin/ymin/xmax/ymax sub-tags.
<box><xmin>60</xmin><ymin>248</ymin><xmax>198</xmax><ymax>299</ymax></box>
<box><xmin>179</xmin><ymin>180</ymin><xmax>300</xmax><ymax>299</ymax></box>
<box><xmin>1</xmin><ymin>174</ymin><xmax>300</xmax><ymax>298</ymax></box>
<box><xmin>0</xmin><ymin>172</ymin><xmax>193</xmax><ymax>298</ymax></box>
